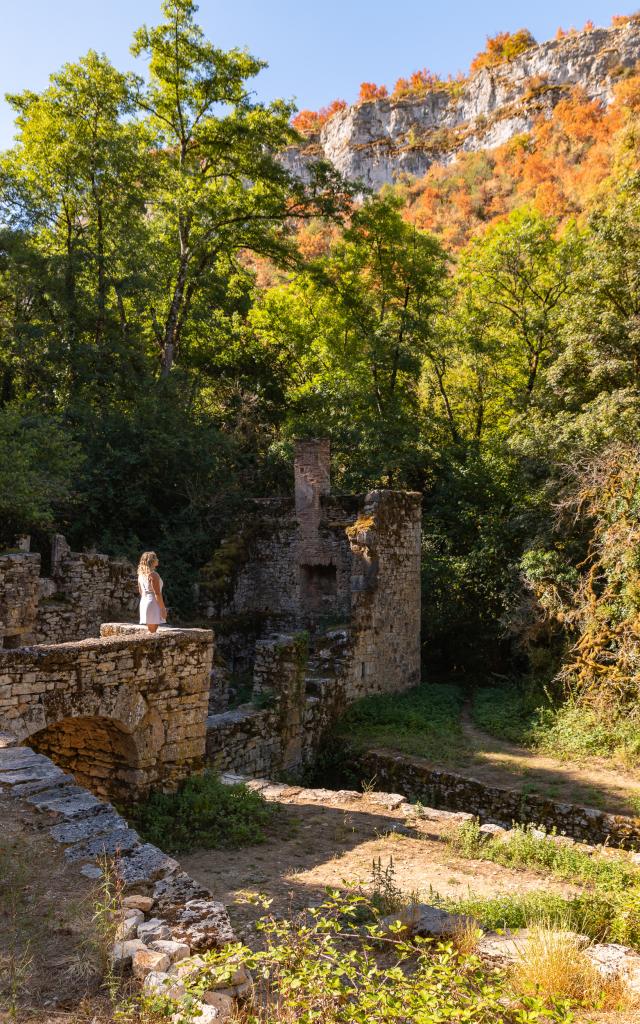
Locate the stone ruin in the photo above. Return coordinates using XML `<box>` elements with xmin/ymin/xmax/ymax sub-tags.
<box><xmin>0</xmin><ymin>533</ymin><xmax>138</xmax><ymax>648</ymax></box>
<box><xmin>0</xmin><ymin>438</ymin><xmax>422</xmax><ymax>793</ymax></box>
<box><xmin>201</xmin><ymin>439</ymin><xmax>422</xmax><ymax>778</ymax></box>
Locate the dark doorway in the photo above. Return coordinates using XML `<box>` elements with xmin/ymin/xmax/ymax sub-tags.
<box><xmin>301</xmin><ymin>563</ymin><xmax>338</xmax><ymax>614</ymax></box>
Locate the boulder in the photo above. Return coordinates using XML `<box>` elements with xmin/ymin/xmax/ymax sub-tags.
<box><xmin>381</xmin><ymin>904</ymin><xmax>474</xmax><ymax>939</ymax></box>
<box><xmin>132</xmin><ymin>947</ymin><xmax>171</xmax><ymax>980</ymax></box>
<box><xmin>137</xmin><ymin>918</ymin><xmax>171</xmax><ymax>942</ymax></box>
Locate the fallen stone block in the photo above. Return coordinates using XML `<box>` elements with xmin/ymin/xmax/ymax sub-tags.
<box><xmin>169</xmin><ymin>900</ymin><xmax>235</xmax><ymax>951</ymax></box>
<box><xmin>10</xmin><ymin>771</ymin><xmax>73</xmax><ymax>795</ymax></box>
<box><xmin>27</xmin><ymin>783</ymin><xmax>87</xmax><ymax>806</ymax></box>
<box><xmin>28</xmin><ymin>790</ymin><xmax>105</xmax><ymax>819</ymax></box>
<box><xmin>381</xmin><ymin>903</ymin><xmax>474</xmax><ymax>939</ymax></box>
<box><xmin>137</xmin><ymin>918</ymin><xmax>171</xmax><ymax>942</ymax></box>
<box><xmin>124</xmin><ymin>894</ymin><xmax>155</xmax><ymax>913</ymax></box>
<box><xmin>116</xmin><ymin>917</ymin><xmax>141</xmax><ymax>942</ymax></box>
<box><xmin>49</xmin><ymin>810</ymin><xmax>130</xmax><ymax>844</ymax></box>
<box><xmin>365</xmin><ymin>792</ymin><xmax>406</xmax><ymax>810</ymax></box>
<box><xmin>477</xmin><ymin>929</ymin><xmax>590</xmax><ymax>968</ymax></box>
<box><xmin>80</xmin><ymin>864</ymin><xmax>103</xmax><ymax>880</ymax></box>
<box><xmin>201</xmin><ymin>990</ymin><xmax>235</xmax><ymax>1017</ymax></box>
<box><xmin>0</xmin><ymin>765</ymin><xmax>68</xmax><ymax>787</ymax></box>
<box><xmin>133</xmin><ymin>947</ymin><xmax>171</xmax><ymax>980</ymax></box>
<box><xmin>478</xmin><ymin>823</ymin><xmax>507</xmax><ymax>841</ymax></box>
<box><xmin>174</xmin><ymin>1003</ymin><xmax>224</xmax><ymax>1023</ymax></box>
<box><xmin>124</xmin><ymin>908</ymin><xmax>145</xmax><ymax>926</ymax></box>
<box><xmin>149</xmin><ymin>939</ymin><xmax>191</xmax><ymax>963</ymax></box>
<box><xmin>112</xmin><ymin>938</ymin><xmax>147</xmax><ymax>971</ymax></box>
<box><xmin>153</xmin><ymin>870</ymin><xmax>212</xmax><ymax>912</ymax></box>
<box><xmin>168</xmin><ymin>954</ymin><xmax>206</xmax><ymax>981</ymax></box>
<box><xmin>143</xmin><ymin>970</ymin><xmax>186</xmax><ymax>999</ymax></box>
<box><xmin>116</xmin><ymin>844</ymin><xmax>179</xmax><ymax>889</ymax></box>
<box><xmin>0</xmin><ymin>748</ymin><xmax>52</xmax><ymax>771</ymax></box>
<box><xmin>64</xmin><ymin>828</ymin><xmax>140</xmax><ymax>863</ymax></box>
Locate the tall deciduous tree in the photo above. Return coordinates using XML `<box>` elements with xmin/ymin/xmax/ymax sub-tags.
<box><xmin>0</xmin><ymin>52</ymin><xmax>150</xmax><ymax>403</ymax></box>
<box><xmin>131</xmin><ymin>0</ymin><xmax>352</xmax><ymax>377</ymax></box>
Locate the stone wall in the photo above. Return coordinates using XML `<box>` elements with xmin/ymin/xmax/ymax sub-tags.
<box><xmin>359</xmin><ymin>749</ymin><xmax>640</xmax><ymax>849</ymax></box>
<box><xmin>0</xmin><ymin>552</ymin><xmax>41</xmax><ymax>648</ymax></box>
<box><xmin>0</xmin><ymin>624</ymin><xmax>213</xmax><ymax>801</ymax></box>
<box><xmin>0</xmin><ymin>534</ymin><xmax>138</xmax><ymax>648</ymax></box>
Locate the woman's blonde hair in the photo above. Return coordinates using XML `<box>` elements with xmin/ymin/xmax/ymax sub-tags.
<box><xmin>138</xmin><ymin>551</ymin><xmax>158</xmax><ymax>577</ymax></box>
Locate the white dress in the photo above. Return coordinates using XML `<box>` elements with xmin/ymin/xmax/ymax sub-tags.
<box><xmin>139</xmin><ymin>572</ymin><xmax>165</xmax><ymax>625</ymax></box>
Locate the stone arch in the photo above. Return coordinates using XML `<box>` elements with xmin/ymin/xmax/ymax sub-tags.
<box><xmin>27</xmin><ymin>716</ymin><xmax>142</xmax><ymax>802</ymax></box>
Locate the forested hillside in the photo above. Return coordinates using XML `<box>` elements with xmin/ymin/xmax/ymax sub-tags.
<box><xmin>3</xmin><ymin>0</ymin><xmax>640</xmax><ymax>755</ymax></box>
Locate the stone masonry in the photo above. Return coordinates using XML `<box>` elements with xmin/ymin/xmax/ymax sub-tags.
<box><xmin>0</xmin><ymin>624</ymin><xmax>213</xmax><ymax>801</ymax></box>
<box><xmin>0</xmin><ymin>534</ymin><xmax>138</xmax><ymax>648</ymax></box>
<box><xmin>202</xmin><ymin>440</ymin><xmax>422</xmax><ymax>778</ymax></box>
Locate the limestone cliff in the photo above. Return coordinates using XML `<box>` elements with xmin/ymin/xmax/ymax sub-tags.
<box><xmin>283</xmin><ymin>20</ymin><xmax>640</xmax><ymax>188</ymax></box>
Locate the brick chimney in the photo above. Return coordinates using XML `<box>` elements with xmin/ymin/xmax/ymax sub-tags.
<box><xmin>294</xmin><ymin>439</ymin><xmax>331</xmax><ymax>514</ymax></box>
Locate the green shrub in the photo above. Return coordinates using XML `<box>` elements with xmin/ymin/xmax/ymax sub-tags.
<box><xmin>441</xmin><ymin>889</ymin><xmax>614</xmax><ymax>942</ymax></box>
<box><xmin>130</xmin><ymin>772</ymin><xmax>275</xmax><ymax>853</ymax></box>
<box><xmin>150</xmin><ymin>888</ymin><xmax>575</xmax><ymax>1023</ymax></box>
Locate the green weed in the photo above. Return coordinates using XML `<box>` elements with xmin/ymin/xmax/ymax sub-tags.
<box><xmin>130</xmin><ymin>772</ymin><xmax>275</xmax><ymax>853</ymax></box>
<box><xmin>450</xmin><ymin>820</ymin><xmax>640</xmax><ymax>946</ymax></box>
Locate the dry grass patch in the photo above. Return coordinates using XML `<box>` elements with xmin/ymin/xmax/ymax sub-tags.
<box><xmin>510</xmin><ymin>925</ymin><xmax>638</xmax><ymax>1012</ymax></box>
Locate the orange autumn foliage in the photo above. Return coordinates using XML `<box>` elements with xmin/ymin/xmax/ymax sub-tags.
<box><xmin>401</xmin><ymin>75</ymin><xmax>640</xmax><ymax>248</ymax></box>
<box><xmin>291</xmin><ymin>99</ymin><xmax>347</xmax><ymax>136</ymax></box>
<box><xmin>470</xmin><ymin>29</ymin><xmax>537</xmax><ymax>73</ymax></box>
<box><xmin>358</xmin><ymin>82</ymin><xmax>388</xmax><ymax>103</ymax></box>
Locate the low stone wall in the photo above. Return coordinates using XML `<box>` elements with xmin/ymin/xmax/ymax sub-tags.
<box><xmin>0</xmin><ymin>624</ymin><xmax>213</xmax><ymax>800</ymax></box>
<box><xmin>360</xmin><ymin>749</ymin><xmax>640</xmax><ymax>849</ymax></box>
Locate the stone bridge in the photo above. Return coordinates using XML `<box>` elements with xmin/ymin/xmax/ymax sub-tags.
<box><xmin>0</xmin><ymin>623</ymin><xmax>213</xmax><ymax>801</ymax></box>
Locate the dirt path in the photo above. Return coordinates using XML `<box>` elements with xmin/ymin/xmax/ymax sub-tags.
<box><xmin>181</xmin><ymin>787</ymin><xmax>578</xmax><ymax>944</ymax></box>
<box><xmin>456</xmin><ymin>705</ymin><xmax>640</xmax><ymax>817</ymax></box>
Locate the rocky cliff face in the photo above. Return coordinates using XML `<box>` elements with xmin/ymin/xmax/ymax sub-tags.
<box><xmin>283</xmin><ymin>21</ymin><xmax>640</xmax><ymax>188</ymax></box>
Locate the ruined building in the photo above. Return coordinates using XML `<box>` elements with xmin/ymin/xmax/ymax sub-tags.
<box><xmin>202</xmin><ymin>439</ymin><xmax>422</xmax><ymax>777</ymax></box>
<box><xmin>0</xmin><ymin>440</ymin><xmax>422</xmax><ymax>792</ymax></box>
<box><xmin>0</xmin><ymin>534</ymin><xmax>137</xmax><ymax>649</ymax></box>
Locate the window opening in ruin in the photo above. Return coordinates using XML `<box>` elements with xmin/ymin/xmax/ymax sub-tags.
<box><xmin>301</xmin><ymin>563</ymin><xmax>338</xmax><ymax>613</ymax></box>
<box><xmin>361</xmin><ymin>662</ymin><xmax>366</xmax><ymax>678</ymax></box>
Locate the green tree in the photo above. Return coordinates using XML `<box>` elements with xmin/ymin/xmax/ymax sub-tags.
<box><xmin>0</xmin><ymin>404</ymin><xmax>81</xmax><ymax>541</ymax></box>
<box><xmin>131</xmin><ymin>0</ymin><xmax>352</xmax><ymax>378</ymax></box>
<box><xmin>0</xmin><ymin>51</ymin><xmax>150</xmax><ymax>405</ymax></box>
<box><xmin>455</xmin><ymin>207</ymin><xmax>580</xmax><ymax>407</ymax></box>
<box><xmin>251</xmin><ymin>195</ymin><xmax>448</xmax><ymax>487</ymax></box>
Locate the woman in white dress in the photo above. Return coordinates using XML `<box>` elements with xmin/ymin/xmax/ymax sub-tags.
<box><xmin>138</xmin><ymin>551</ymin><xmax>167</xmax><ymax>633</ymax></box>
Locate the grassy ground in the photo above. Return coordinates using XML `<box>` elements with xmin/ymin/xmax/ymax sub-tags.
<box><xmin>323</xmin><ymin>680</ymin><xmax>640</xmax><ymax>815</ymax></box>
<box><xmin>334</xmin><ymin>681</ymin><xmax>467</xmax><ymax>762</ymax></box>
<box><xmin>446</xmin><ymin>820</ymin><xmax>640</xmax><ymax>947</ymax></box>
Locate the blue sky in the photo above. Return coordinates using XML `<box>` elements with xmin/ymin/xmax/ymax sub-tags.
<box><xmin>0</xmin><ymin>0</ymin><xmax>634</xmax><ymax>148</ymax></box>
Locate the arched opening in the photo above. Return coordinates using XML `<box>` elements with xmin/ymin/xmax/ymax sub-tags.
<box><xmin>27</xmin><ymin>716</ymin><xmax>141</xmax><ymax>803</ymax></box>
